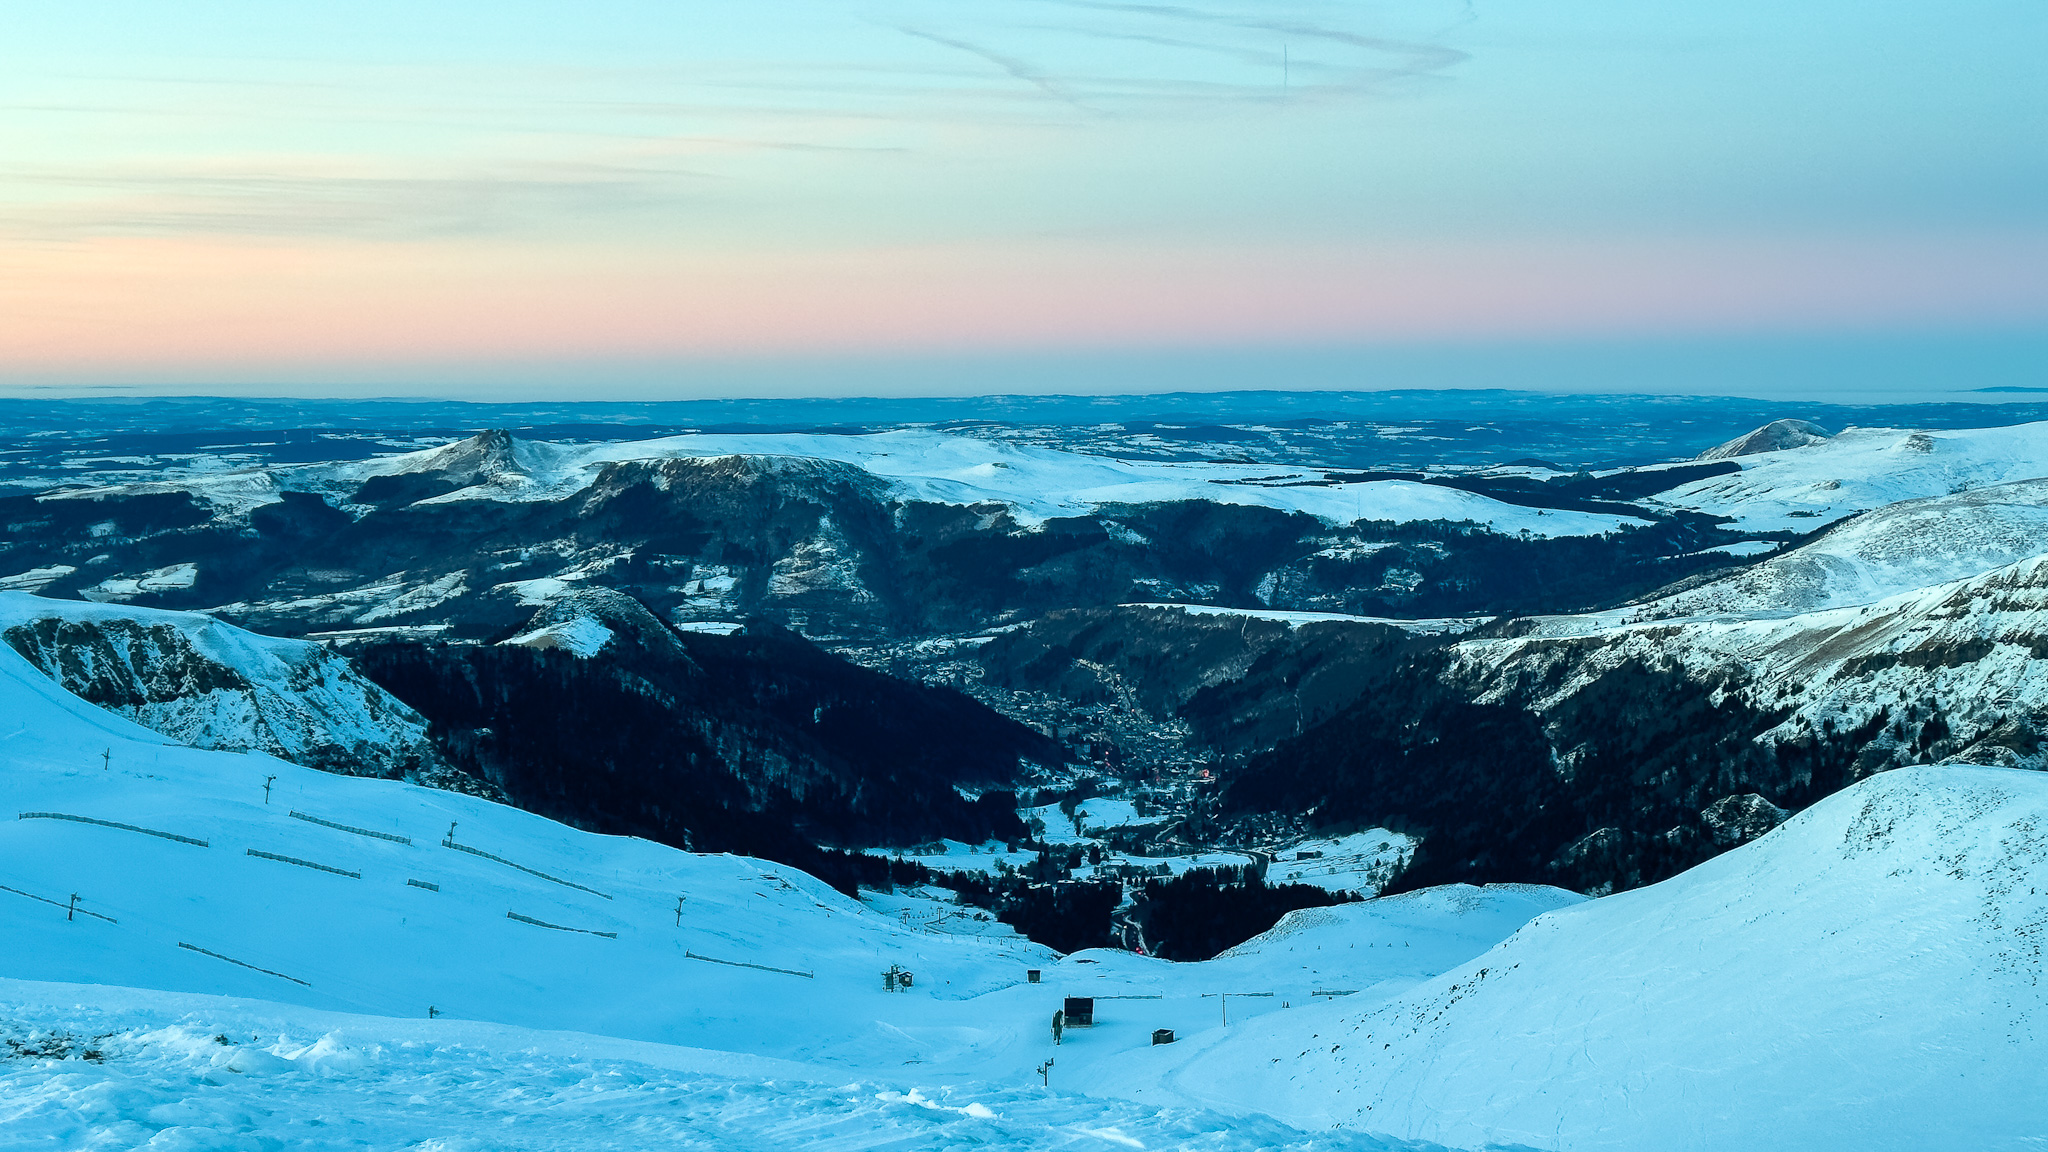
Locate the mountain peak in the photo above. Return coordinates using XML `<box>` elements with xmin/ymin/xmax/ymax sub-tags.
<box><xmin>500</xmin><ymin>587</ymin><xmax>691</xmax><ymax>662</ymax></box>
<box><xmin>1695</xmin><ymin>418</ymin><xmax>1832</xmax><ymax>460</ymax></box>
<box><xmin>413</xmin><ymin>428</ymin><xmax>522</xmax><ymax>479</ymax></box>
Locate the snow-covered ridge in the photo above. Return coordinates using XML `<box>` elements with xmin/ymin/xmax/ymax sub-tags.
<box><xmin>1630</xmin><ymin>476</ymin><xmax>2048</xmax><ymax>620</ymax></box>
<box><xmin>0</xmin><ymin>593</ymin><xmax>462</xmax><ymax>788</ymax></box>
<box><xmin>1653</xmin><ymin>419</ymin><xmax>2048</xmax><ymax>532</ymax></box>
<box><xmin>1474</xmin><ymin>545</ymin><xmax>2048</xmax><ymax>760</ymax></box>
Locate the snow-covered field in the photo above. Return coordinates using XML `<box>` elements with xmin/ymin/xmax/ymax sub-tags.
<box><xmin>1268</xmin><ymin>832</ymin><xmax>1417</xmax><ymax>895</ymax></box>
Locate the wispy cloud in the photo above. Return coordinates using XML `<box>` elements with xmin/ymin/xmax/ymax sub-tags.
<box><xmin>894</xmin><ymin>26</ymin><xmax>1092</xmax><ymax>109</ymax></box>
<box><xmin>0</xmin><ymin>0</ymin><xmax>1476</xmax><ymax>243</ymax></box>
<box><xmin>0</xmin><ymin>164</ymin><xmax>716</xmax><ymax>242</ymax></box>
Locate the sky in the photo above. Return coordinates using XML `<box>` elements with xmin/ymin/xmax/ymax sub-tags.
<box><xmin>1</xmin><ymin>0</ymin><xmax>2044</xmax><ymax>400</ymax></box>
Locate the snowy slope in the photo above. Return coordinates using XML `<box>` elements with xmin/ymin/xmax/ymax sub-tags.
<box><xmin>0</xmin><ymin>634</ymin><xmax>1565</xmax><ymax>1125</ymax></box>
<box><xmin>1114</xmin><ymin>764</ymin><xmax>2048</xmax><ymax>1151</ymax></box>
<box><xmin>1268</xmin><ymin>832</ymin><xmax>1419</xmax><ymax>895</ymax></box>
<box><xmin>1652</xmin><ymin>420</ymin><xmax>2048</xmax><ymax>532</ymax></box>
<box><xmin>0</xmin><ymin>593</ymin><xmax>460</xmax><ymax>788</ymax></box>
<box><xmin>1634</xmin><ymin>477</ymin><xmax>2048</xmax><ymax>619</ymax></box>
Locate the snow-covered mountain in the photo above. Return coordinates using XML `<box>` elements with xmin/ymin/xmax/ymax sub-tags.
<box><xmin>1628</xmin><ymin>476</ymin><xmax>2048</xmax><ymax>619</ymax></box>
<box><xmin>92</xmin><ymin>427</ymin><xmax>1650</xmax><ymax>536</ymax></box>
<box><xmin>1469</xmin><ymin>547</ymin><xmax>2048</xmax><ymax>773</ymax></box>
<box><xmin>1652</xmin><ymin>419</ymin><xmax>2048</xmax><ymax>532</ymax></box>
<box><xmin>1693</xmin><ymin>416</ymin><xmax>1831</xmax><ymax>459</ymax></box>
<box><xmin>1217</xmin><ymin>544</ymin><xmax>2048</xmax><ymax>893</ymax></box>
<box><xmin>0</xmin><ymin>593</ymin><xmax>474</xmax><ymax>792</ymax></box>
<box><xmin>1113</xmin><ymin>764</ymin><xmax>2048</xmax><ymax>1151</ymax></box>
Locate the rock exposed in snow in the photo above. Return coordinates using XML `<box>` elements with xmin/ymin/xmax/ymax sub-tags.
<box><xmin>1700</xmin><ymin>792</ymin><xmax>1789</xmax><ymax>846</ymax></box>
<box><xmin>0</xmin><ymin>592</ymin><xmax>489</xmax><ymax>796</ymax></box>
<box><xmin>1695</xmin><ymin>418</ymin><xmax>1831</xmax><ymax>460</ymax></box>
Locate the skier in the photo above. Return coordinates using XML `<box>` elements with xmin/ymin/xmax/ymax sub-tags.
<box><xmin>1051</xmin><ymin>1009</ymin><xmax>1064</xmax><ymax>1045</ymax></box>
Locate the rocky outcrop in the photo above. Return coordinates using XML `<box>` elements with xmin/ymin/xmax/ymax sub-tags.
<box><xmin>0</xmin><ymin>593</ymin><xmax>490</xmax><ymax>797</ymax></box>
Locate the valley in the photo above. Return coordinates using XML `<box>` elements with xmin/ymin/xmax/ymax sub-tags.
<box><xmin>4</xmin><ymin>393</ymin><xmax>2048</xmax><ymax>1149</ymax></box>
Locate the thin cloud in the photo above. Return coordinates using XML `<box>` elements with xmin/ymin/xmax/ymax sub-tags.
<box><xmin>0</xmin><ymin>165</ymin><xmax>720</xmax><ymax>242</ymax></box>
<box><xmin>1036</xmin><ymin>0</ymin><xmax>1468</xmax><ymax>77</ymax></box>
<box><xmin>893</xmin><ymin>26</ymin><xmax>1091</xmax><ymax>109</ymax></box>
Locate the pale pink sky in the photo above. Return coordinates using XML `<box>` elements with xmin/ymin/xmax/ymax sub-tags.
<box><xmin>2</xmin><ymin>0</ymin><xmax>2043</xmax><ymax>395</ymax></box>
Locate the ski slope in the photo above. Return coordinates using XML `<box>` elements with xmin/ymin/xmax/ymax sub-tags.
<box><xmin>1099</xmin><ymin>765</ymin><xmax>2048</xmax><ymax>1151</ymax></box>
<box><xmin>0</xmin><ymin>634</ymin><xmax>1558</xmax><ymax>1149</ymax></box>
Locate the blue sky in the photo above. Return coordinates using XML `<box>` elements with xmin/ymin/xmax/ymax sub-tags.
<box><xmin>1</xmin><ymin>1</ymin><xmax>2043</xmax><ymax>398</ymax></box>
